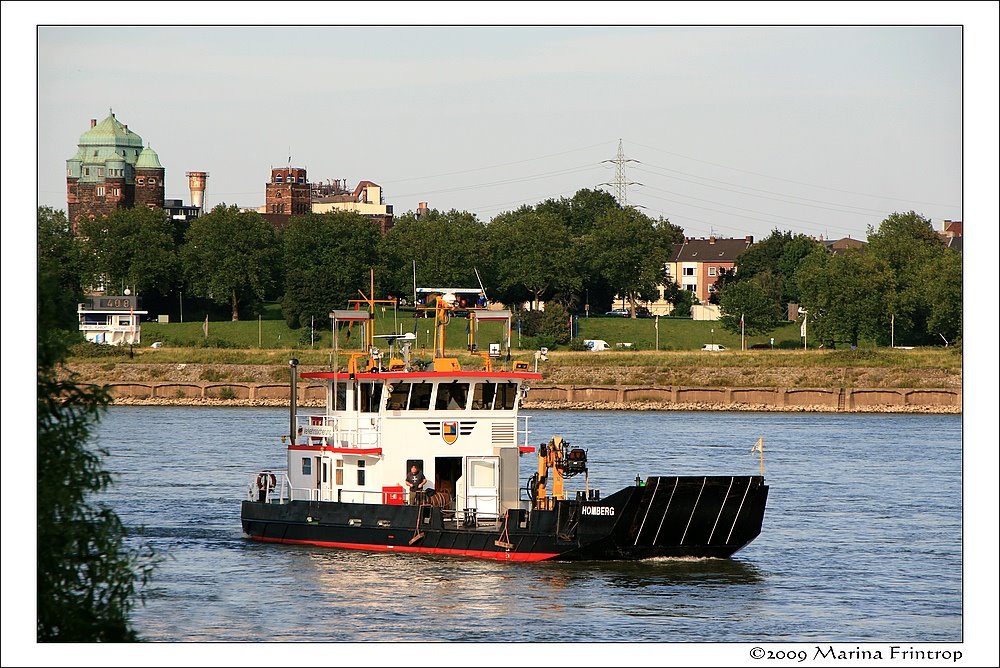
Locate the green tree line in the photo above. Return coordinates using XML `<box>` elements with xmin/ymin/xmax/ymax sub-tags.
<box><xmin>715</xmin><ymin>212</ymin><xmax>962</xmax><ymax>347</ymax></box>
<box><xmin>42</xmin><ymin>196</ymin><xmax>960</xmax><ymax>349</ymax></box>
<box><xmin>40</xmin><ymin>189</ymin><xmax>686</xmax><ymax>334</ymax></box>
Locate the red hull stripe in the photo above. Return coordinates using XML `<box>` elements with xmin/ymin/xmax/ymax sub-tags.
<box><xmin>250</xmin><ymin>535</ymin><xmax>558</xmax><ymax>562</ymax></box>
<box><xmin>287</xmin><ymin>445</ymin><xmax>383</xmax><ymax>454</ymax></box>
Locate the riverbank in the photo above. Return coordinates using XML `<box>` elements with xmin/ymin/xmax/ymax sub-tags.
<box><xmin>65</xmin><ymin>350</ymin><xmax>962</xmax><ymax>414</ymax></box>
<box><xmin>105</xmin><ymin>394</ymin><xmax>960</xmax><ymax>413</ymax></box>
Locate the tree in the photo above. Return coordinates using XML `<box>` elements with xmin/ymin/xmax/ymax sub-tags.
<box><xmin>77</xmin><ymin>206</ymin><xmax>179</xmax><ymax>296</ymax></box>
<box><xmin>865</xmin><ymin>211</ymin><xmax>954</xmax><ymax>345</ymax></box>
<box><xmin>38</xmin><ymin>207</ymin><xmax>85</xmax><ymax>331</ymax></box>
<box><xmin>487</xmin><ymin>208</ymin><xmax>579</xmax><ymax>310</ymax></box>
<box><xmin>584</xmin><ymin>208</ymin><xmax>680</xmax><ymax>317</ymax></box>
<box><xmin>670</xmin><ymin>289</ymin><xmax>697</xmax><ymax>318</ymax></box>
<box><xmin>37</xmin><ymin>255</ymin><xmax>156</xmax><ymax>641</ymax></box>
<box><xmin>795</xmin><ymin>247</ymin><xmax>894</xmax><ymax>347</ymax></box>
<box><xmin>281</xmin><ymin>211</ymin><xmax>381</xmax><ymax>328</ymax></box>
<box><xmin>535</xmin><ymin>188</ymin><xmax>620</xmax><ymax>235</ymax></box>
<box><xmin>378</xmin><ymin>209</ymin><xmax>486</xmax><ymax>300</ymax></box>
<box><xmin>708</xmin><ymin>267</ymin><xmax>738</xmax><ymax>305</ymax></box>
<box><xmin>181</xmin><ymin>205</ymin><xmax>281</xmax><ymax>321</ymax></box>
<box><xmin>922</xmin><ymin>248</ymin><xmax>962</xmax><ymax>345</ymax></box>
<box><xmin>532</xmin><ymin>190</ymin><xmax>624</xmax><ymax>311</ymax></box>
<box><xmin>734</xmin><ymin>229</ymin><xmax>822</xmax><ymax>307</ymax></box>
<box><xmin>718</xmin><ymin>280</ymin><xmax>783</xmax><ymax>337</ymax></box>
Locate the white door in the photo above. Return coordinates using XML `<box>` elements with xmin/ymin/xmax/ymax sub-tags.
<box><xmin>465</xmin><ymin>456</ymin><xmax>499</xmax><ymax>518</ymax></box>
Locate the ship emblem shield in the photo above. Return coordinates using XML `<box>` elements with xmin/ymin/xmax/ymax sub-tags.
<box><xmin>441</xmin><ymin>421</ymin><xmax>459</xmax><ymax>444</ymax></box>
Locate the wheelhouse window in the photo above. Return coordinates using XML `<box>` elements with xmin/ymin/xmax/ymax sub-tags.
<box><xmin>409</xmin><ymin>383</ymin><xmax>432</xmax><ymax>410</ymax></box>
<box><xmin>358</xmin><ymin>382</ymin><xmax>383</xmax><ymax>412</ymax></box>
<box><xmin>471</xmin><ymin>382</ymin><xmax>497</xmax><ymax>410</ymax></box>
<box><xmin>435</xmin><ymin>382</ymin><xmax>469</xmax><ymax>410</ymax></box>
<box><xmin>331</xmin><ymin>382</ymin><xmax>347</xmax><ymax>411</ymax></box>
<box><xmin>387</xmin><ymin>383</ymin><xmax>410</xmax><ymax>410</ymax></box>
<box><xmin>495</xmin><ymin>382</ymin><xmax>518</xmax><ymax>410</ymax></box>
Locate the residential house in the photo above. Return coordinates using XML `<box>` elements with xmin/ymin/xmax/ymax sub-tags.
<box><xmin>646</xmin><ymin>236</ymin><xmax>754</xmax><ymax>316</ymax></box>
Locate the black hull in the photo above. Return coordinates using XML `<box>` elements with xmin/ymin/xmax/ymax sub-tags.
<box><xmin>241</xmin><ymin>476</ymin><xmax>768</xmax><ymax>562</ymax></box>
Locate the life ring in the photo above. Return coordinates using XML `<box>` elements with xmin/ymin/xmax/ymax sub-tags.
<box><xmin>256</xmin><ymin>471</ymin><xmax>277</xmax><ymax>491</ymax></box>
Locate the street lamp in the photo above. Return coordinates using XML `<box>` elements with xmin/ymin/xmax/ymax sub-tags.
<box><xmin>798</xmin><ymin>307</ymin><xmax>808</xmax><ymax>350</ymax></box>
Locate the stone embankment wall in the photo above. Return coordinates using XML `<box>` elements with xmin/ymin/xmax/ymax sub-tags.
<box><xmin>104</xmin><ymin>381</ymin><xmax>961</xmax><ymax>413</ymax></box>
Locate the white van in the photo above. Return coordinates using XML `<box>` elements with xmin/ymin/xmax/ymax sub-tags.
<box><xmin>701</xmin><ymin>344</ymin><xmax>727</xmax><ymax>351</ymax></box>
<box><xmin>584</xmin><ymin>339</ymin><xmax>610</xmax><ymax>352</ymax></box>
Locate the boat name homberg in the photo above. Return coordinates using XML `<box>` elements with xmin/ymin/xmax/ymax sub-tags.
<box><xmin>581</xmin><ymin>506</ymin><xmax>615</xmax><ymax>516</ymax></box>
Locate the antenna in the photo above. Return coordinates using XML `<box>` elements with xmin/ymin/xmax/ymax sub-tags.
<box><xmin>474</xmin><ymin>267</ymin><xmax>488</xmax><ymax>304</ymax></box>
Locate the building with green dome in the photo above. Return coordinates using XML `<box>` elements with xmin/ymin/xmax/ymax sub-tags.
<box><xmin>66</xmin><ymin>110</ymin><xmax>165</xmax><ymax>226</ymax></box>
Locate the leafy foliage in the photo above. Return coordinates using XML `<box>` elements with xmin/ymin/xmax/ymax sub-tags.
<box><xmin>733</xmin><ymin>229</ymin><xmax>822</xmax><ymax>306</ymax></box>
<box><xmin>37</xmin><ymin>250</ymin><xmax>156</xmax><ymax>641</ymax></box>
<box><xmin>379</xmin><ymin>209</ymin><xmax>486</xmax><ymax>299</ymax></box>
<box><xmin>487</xmin><ymin>208</ymin><xmax>579</xmax><ymax>309</ymax></box>
<box><xmin>583</xmin><ymin>208</ymin><xmax>681</xmax><ymax>316</ymax></box>
<box><xmin>281</xmin><ymin>212</ymin><xmax>381</xmax><ymax>328</ymax></box>
<box><xmin>182</xmin><ymin>205</ymin><xmax>281</xmax><ymax>321</ymax></box>
<box><xmin>38</xmin><ymin>207</ymin><xmax>86</xmax><ymax>331</ymax></box>
<box><xmin>718</xmin><ymin>280</ymin><xmax>783</xmax><ymax>337</ymax></box>
<box><xmin>77</xmin><ymin>206</ymin><xmax>180</xmax><ymax>295</ymax></box>
<box><xmin>864</xmin><ymin>211</ymin><xmax>955</xmax><ymax>345</ymax></box>
<box><xmin>795</xmin><ymin>247</ymin><xmax>894</xmax><ymax>347</ymax></box>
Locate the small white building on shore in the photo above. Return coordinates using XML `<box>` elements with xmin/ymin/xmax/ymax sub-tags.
<box><xmin>78</xmin><ymin>294</ymin><xmax>147</xmax><ymax>345</ymax></box>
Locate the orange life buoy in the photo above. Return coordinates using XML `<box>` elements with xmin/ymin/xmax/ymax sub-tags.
<box><xmin>256</xmin><ymin>471</ymin><xmax>277</xmax><ymax>491</ymax></box>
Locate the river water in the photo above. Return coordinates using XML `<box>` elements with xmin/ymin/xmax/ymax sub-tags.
<box><xmin>30</xmin><ymin>406</ymin><xmax>979</xmax><ymax>664</ymax></box>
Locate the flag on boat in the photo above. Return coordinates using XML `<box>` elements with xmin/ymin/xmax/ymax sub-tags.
<box><xmin>750</xmin><ymin>437</ymin><xmax>763</xmax><ymax>455</ymax></box>
<box><xmin>203</xmin><ymin>314</ymin><xmax>209</xmax><ymax>338</ymax></box>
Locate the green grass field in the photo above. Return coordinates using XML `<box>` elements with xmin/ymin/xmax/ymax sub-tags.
<box><xmin>139</xmin><ymin>305</ymin><xmax>807</xmax><ymax>353</ymax></box>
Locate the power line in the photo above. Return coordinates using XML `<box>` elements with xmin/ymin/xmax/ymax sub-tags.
<box><xmin>624</xmin><ymin>138</ymin><xmax>960</xmax><ymax>209</ymax></box>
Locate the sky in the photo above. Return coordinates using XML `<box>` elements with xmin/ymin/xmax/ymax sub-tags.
<box><xmin>23</xmin><ymin>15</ymin><xmax>976</xmax><ymax>243</ymax></box>
<box><xmin>5</xmin><ymin>3</ymin><xmax>1000</xmax><ymax>666</ymax></box>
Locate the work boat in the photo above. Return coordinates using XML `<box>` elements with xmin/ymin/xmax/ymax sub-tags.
<box><xmin>241</xmin><ymin>292</ymin><xmax>769</xmax><ymax>561</ymax></box>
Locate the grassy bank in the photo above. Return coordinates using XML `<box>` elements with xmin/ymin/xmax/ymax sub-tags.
<box><xmin>138</xmin><ymin>307</ymin><xmax>817</xmax><ymax>352</ymax></box>
<box><xmin>67</xmin><ymin>344</ymin><xmax>962</xmax><ymax>391</ymax></box>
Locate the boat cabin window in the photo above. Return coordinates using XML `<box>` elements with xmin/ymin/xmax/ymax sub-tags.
<box><xmin>409</xmin><ymin>383</ymin><xmax>432</xmax><ymax>410</ymax></box>
<box><xmin>471</xmin><ymin>460</ymin><xmax>496</xmax><ymax>487</ymax></box>
<box><xmin>357</xmin><ymin>459</ymin><xmax>366</xmax><ymax>486</ymax></box>
<box><xmin>386</xmin><ymin>383</ymin><xmax>410</xmax><ymax>410</ymax></box>
<box><xmin>495</xmin><ymin>382</ymin><xmax>518</xmax><ymax>410</ymax></box>
<box><xmin>332</xmin><ymin>381</ymin><xmax>348</xmax><ymax>411</ymax></box>
<box><xmin>472</xmin><ymin>382</ymin><xmax>497</xmax><ymax>410</ymax></box>
<box><xmin>436</xmin><ymin>382</ymin><xmax>469</xmax><ymax>410</ymax></box>
<box><xmin>302</xmin><ymin>458</ymin><xmax>311</xmax><ymax>475</ymax></box>
<box><xmin>358</xmin><ymin>382</ymin><xmax>383</xmax><ymax>413</ymax></box>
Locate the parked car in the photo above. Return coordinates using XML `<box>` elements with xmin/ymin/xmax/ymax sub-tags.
<box><xmin>604</xmin><ymin>309</ymin><xmax>629</xmax><ymax>317</ymax></box>
<box><xmin>701</xmin><ymin>344</ymin><xmax>727</xmax><ymax>351</ymax></box>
